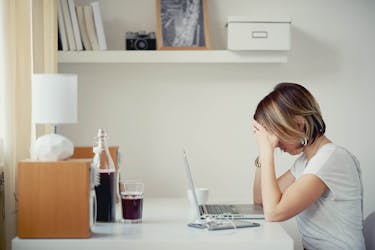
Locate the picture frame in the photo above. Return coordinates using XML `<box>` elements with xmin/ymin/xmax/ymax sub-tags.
<box><xmin>156</xmin><ymin>0</ymin><xmax>210</xmax><ymax>50</ymax></box>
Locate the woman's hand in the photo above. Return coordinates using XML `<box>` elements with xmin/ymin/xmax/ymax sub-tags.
<box><xmin>253</xmin><ymin>120</ymin><xmax>279</xmax><ymax>155</ymax></box>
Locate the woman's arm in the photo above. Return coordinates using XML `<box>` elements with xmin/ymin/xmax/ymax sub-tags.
<box><xmin>259</xmin><ymin>146</ymin><xmax>327</xmax><ymax>221</ymax></box>
<box><xmin>253</xmin><ymin>167</ymin><xmax>262</xmax><ymax>204</ymax></box>
<box><xmin>265</xmin><ymin>174</ymin><xmax>327</xmax><ymax>221</ymax></box>
<box><xmin>259</xmin><ymin>148</ymin><xmax>282</xmax><ymax>217</ymax></box>
<box><xmin>253</xmin><ymin>169</ymin><xmax>295</xmax><ymax>205</ymax></box>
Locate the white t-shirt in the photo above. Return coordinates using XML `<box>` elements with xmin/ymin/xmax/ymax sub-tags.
<box><xmin>290</xmin><ymin>143</ymin><xmax>365</xmax><ymax>250</ymax></box>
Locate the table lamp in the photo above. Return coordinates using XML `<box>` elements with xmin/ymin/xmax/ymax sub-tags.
<box><xmin>31</xmin><ymin>73</ymin><xmax>78</xmax><ymax>161</ymax></box>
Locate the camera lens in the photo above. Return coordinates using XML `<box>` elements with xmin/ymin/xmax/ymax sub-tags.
<box><xmin>135</xmin><ymin>39</ymin><xmax>148</xmax><ymax>50</ymax></box>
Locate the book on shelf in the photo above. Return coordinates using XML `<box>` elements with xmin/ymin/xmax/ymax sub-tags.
<box><xmin>58</xmin><ymin>28</ymin><xmax>62</xmax><ymax>51</ymax></box>
<box><xmin>83</xmin><ymin>5</ymin><xmax>99</xmax><ymax>50</ymax></box>
<box><xmin>91</xmin><ymin>1</ymin><xmax>107</xmax><ymax>50</ymax></box>
<box><xmin>76</xmin><ymin>5</ymin><xmax>91</xmax><ymax>50</ymax></box>
<box><xmin>67</xmin><ymin>0</ymin><xmax>83</xmax><ymax>51</ymax></box>
<box><xmin>60</xmin><ymin>0</ymin><xmax>76</xmax><ymax>50</ymax></box>
<box><xmin>57</xmin><ymin>0</ymin><xmax>68</xmax><ymax>51</ymax></box>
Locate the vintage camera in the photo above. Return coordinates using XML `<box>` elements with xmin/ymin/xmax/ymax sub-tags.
<box><xmin>126</xmin><ymin>31</ymin><xmax>157</xmax><ymax>50</ymax></box>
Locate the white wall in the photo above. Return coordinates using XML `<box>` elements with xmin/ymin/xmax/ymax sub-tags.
<box><xmin>59</xmin><ymin>1</ymin><xmax>375</xmax><ymax>248</ymax></box>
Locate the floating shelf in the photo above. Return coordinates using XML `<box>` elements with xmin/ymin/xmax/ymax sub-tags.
<box><xmin>58</xmin><ymin>50</ymin><xmax>288</xmax><ymax>64</ymax></box>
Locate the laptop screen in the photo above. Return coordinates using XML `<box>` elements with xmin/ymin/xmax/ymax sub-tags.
<box><xmin>183</xmin><ymin>149</ymin><xmax>201</xmax><ymax>218</ymax></box>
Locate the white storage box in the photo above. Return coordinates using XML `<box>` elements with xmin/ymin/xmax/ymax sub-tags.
<box><xmin>227</xmin><ymin>17</ymin><xmax>291</xmax><ymax>51</ymax></box>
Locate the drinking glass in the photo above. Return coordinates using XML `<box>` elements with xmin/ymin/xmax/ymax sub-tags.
<box><xmin>120</xmin><ymin>181</ymin><xmax>144</xmax><ymax>223</ymax></box>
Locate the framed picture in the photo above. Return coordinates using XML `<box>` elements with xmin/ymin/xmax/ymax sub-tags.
<box><xmin>156</xmin><ymin>0</ymin><xmax>210</xmax><ymax>50</ymax></box>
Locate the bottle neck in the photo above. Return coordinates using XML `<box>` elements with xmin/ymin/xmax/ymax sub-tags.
<box><xmin>97</xmin><ymin>135</ymin><xmax>108</xmax><ymax>149</ymax></box>
<box><xmin>94</xmin><ymin>135</ymin><xmax>115</xmax><ymax>171</ymax></box>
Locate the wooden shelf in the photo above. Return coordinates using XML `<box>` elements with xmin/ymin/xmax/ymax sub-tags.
<box><xmin>58</xmin><ymin>50</ymin><xmax>288</xmax><ymax>63</ymax></box>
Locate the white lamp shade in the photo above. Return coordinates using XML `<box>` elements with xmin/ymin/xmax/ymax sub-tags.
<box><xmin>32</xmin><ymin>74</ymin><xmax>78</xmax><ymax>124</ymax></box>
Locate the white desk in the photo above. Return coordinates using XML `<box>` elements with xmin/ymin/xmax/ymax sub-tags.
<box><xmin>12</xmin><ymin>198</ymin><xmax>293</xmax><ymax>250</ymax></box>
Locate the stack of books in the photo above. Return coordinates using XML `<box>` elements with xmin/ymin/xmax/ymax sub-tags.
<box><xmin>58</xmin><ymin>0</ymin><xmax>107</xmax><ymax>51</ymax></box>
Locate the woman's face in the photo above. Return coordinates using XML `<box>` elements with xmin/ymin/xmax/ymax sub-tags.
<box><xmin>275</xmin><ymin>115</ymin><xmax>306</xmax><ymax>155</ymax></box>
<box><xmin>276</xmin><ymin>138</ymin><xmax>304</xmax><ymax>155</ymax></box>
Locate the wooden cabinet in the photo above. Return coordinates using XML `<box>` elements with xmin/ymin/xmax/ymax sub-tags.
<box><xmin>17</xmin><ymin>159</ymin><xmax>91</xmax><ymax>238</ymax></box>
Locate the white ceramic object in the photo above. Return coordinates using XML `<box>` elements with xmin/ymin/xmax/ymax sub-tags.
<box><xmin>187</xmin><ymin>188</ymin><xmax>209</xmax><ymax>205</ymax></box>
<box><xmin>32</xmin><ymin>133</ymin><xmax>74</xmax><ymax>161</ymax></box>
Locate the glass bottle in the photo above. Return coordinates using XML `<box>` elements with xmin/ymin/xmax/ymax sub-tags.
<box><xmin>93</xmin><ymin>128</ymin><xmax>117</xmax><ymax>222</ymax></box>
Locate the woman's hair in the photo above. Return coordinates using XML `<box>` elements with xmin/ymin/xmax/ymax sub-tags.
<box><xmin>253</xmin><ymin>83</ymin><xmax>326</xmax><ymax>145</ymax></box>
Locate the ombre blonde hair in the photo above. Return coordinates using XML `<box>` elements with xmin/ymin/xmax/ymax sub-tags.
<box><xmin>254</xmin><ymin>83</ymin><xmax>326</xmax><ymax>145</ymax></box>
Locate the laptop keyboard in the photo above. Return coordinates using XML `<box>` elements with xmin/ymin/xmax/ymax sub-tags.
<box><xmin>205</xmin><ymin>205</ymin><xmax>236</xmax><ymax>214</ymax></box>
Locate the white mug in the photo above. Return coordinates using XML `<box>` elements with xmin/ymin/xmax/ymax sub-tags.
<box><xmin>187</xmin><ymin>188</ymin><xmax>209</xmax><ymax>220</ymax></box>
<box><xmin>187</xmin><ymin>188</ymin><xmax>209</xmax><ymax>205</ymax></box>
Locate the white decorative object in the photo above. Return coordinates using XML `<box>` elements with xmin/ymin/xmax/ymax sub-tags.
<box><xmin>32</xmin><ymin>74</ymin><xmax>78</xmax><ymax>161</ymax></box>
<box><xmin>32</xmin><ymin>134</ymin><xmax>74</xmax><ymax>161</ymax></box>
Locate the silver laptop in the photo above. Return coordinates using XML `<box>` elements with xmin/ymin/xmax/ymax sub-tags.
<box><xmin>183</xmin><ymin>149</ymin><xmax>264</xmax><ymax>219</ymax></box>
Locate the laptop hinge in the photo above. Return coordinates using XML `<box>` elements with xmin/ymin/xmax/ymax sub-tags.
<box><xmin>199</xmin><ymin>205</ymin><xmax>206</xmax><ymax>215</ymax></box>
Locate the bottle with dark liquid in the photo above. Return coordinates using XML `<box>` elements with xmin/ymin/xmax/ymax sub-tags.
<box><xmin>93</xmin><ymin>128</ymin><xmax>117</xmax><ymax>222</ymax></box>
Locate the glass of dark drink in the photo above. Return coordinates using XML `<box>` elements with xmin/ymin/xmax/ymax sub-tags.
<box><xmin>121</xmin><ymin>181</ymin><xmax>144</xmax><ymax>223</ymax></box>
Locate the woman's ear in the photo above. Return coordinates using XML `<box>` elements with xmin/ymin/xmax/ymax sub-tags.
<box><xmin>294</xmin><ymin>115</ymin><xmax>305</xmax><ymax>131</ymax></box>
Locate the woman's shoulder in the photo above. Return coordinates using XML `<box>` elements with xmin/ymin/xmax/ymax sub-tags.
<box><xmin>309</xmin><ymin>143</ymin><xmax>362</xmax><ymax>200</ymax></box>
<box><xmin>321</xmin><ymin>143</ymin><xmax>359</xmax><ymax>164</ymax></box>
<box><xmin>309</xmin><ymin>143</ymin><xmax>360</xmax><ymax>177</ymax></box>
<box><xmin>292</xmin><ymin>143</ymin><xmax>360</xmax><ymax>177</ymax></box>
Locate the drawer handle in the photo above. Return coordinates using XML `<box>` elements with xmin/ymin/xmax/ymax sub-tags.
<box><xmin>252</xmin><ymin>31</ymin><xmax>268</xmax><ymax>38</ymax></box>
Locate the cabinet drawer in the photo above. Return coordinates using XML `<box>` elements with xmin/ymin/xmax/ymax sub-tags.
<box><xmin>227</xmin><ymin>17</ymin><xmax>291</xmax><ymax>51</ymax></box>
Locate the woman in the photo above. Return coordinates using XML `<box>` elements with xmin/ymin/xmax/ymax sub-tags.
<box><xmin>252</xmin><ymin>83</ymin><xmax>365</xmax><ymax>250</ymax></box>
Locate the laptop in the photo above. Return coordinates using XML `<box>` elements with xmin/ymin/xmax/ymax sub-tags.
<box><xmin>183</xmin><ymin>149</ymin><xmax>264</xmax><ymax>219</ymax></box>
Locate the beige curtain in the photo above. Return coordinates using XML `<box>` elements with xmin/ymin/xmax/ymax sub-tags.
<box><xmin>0</xmin><ymin>0</ymin><xmax>32</xmax><ymax>249</ymax></box>
<box><xmin>0</xmin><ymin>0</ymin><xmax>56</xmax><ymax>249</ymax></box>
<box><xmin>32</xmin><ymin>0</ymin><xmax>58</xmax><ymax>137</ymax></box>
<box><xmin>0</xmin><ymin>2</ymin><xmax>8</xmax><ymax>249</ymax></box>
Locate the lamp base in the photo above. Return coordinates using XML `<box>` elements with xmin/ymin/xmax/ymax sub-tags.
<box><xmin>32</xmin><ymin>133</ymin><xmax>74</xmax><ymax>161</ymax></box>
